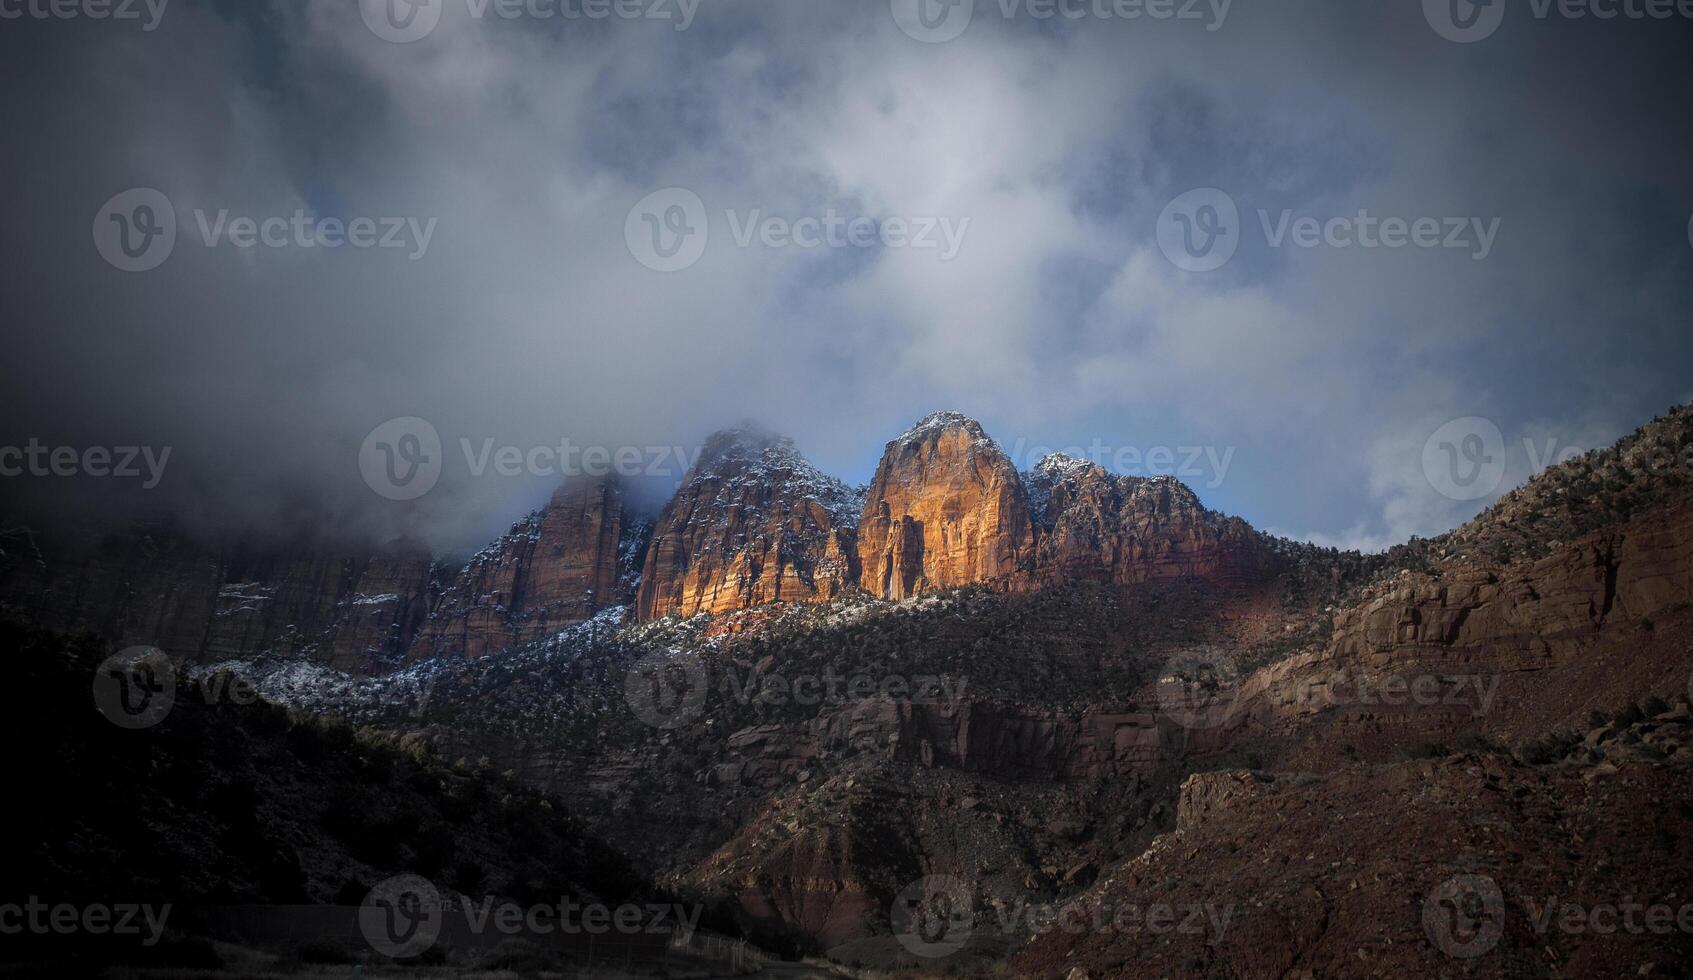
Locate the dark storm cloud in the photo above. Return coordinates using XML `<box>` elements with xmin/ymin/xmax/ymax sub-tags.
<box><xmin>0</xmin><ymin>0</ymin><xmax>1689</xmax><ymax>553</ymax></box>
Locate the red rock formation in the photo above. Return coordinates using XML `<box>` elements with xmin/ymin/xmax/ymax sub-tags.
<box><xmin>412</xmin><ymin>477</ymin><xmax>635</xmax><ymax>659</ymax></box>
<box><xmin>1026</xmin><ymin>455</ymin><xmax>1270</xmax><ymax>589</ymax></box>
<box><xmin>634</xmin><ymin>428</ymin><xmax>861</xmax><ymax>620</ymax></box>
<box><xmin>857</xmin><ymin>413</ymin><xmax>1036</xmax><ymax>599</ymax></box>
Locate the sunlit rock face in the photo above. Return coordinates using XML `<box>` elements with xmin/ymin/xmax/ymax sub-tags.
<box><xmin>856</xmin><ymin>412</ymin><xmax>1036</xmax><ymax>600</ymax></box>
<box><xmin>635</xmin><ymin>426</ymin><xmax>862</xmax><ymax>621</ymax></box>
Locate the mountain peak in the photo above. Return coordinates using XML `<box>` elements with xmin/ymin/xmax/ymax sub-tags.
<box><xmin>1032</xmin><ymin>453</ymin><xmax>1104</xmax><ymax>481</ymax></box>
<box><xmin>699</xmin><ymin>421</ymin><xmax>794</xmax><ymax>461</ymax></box>
<box><xmin>893</xmin><ymin>411</ymin><xmax>990</xmax><ymax>446</ymax></box>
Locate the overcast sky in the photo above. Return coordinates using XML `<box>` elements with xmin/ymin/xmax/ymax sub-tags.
<box><xmin>1</xmin><ymin>0</ymin><xmax>1690</xmax><ymax>555</ymax></box>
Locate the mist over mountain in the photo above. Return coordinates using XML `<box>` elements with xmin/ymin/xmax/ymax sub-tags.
<box><xmin>2</xmin><ymin>0</ymin><xmax>1691</xmax><ymax>556</ymax></box>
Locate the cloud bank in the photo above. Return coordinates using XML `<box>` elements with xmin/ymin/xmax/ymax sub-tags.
<box><xmin>0</xmin><ymin>0</ymin><xmax>1689</xmax><ymax>553</ymax></box>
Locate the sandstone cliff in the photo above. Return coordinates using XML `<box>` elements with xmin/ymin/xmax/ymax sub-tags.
<box><xmin>856</xmin><ymin>413</ymin><xmax>1036</xmax><ymax>600</ymax></box>
<box><xmin>0</xmin><ymin>523</ymin><xmax>435</xmax><ymax>668</ymax></box>
<box><xmin>203</xmin><ymin>540</ymin><xmax>436</xmax><ymax>670</ymax></box>
<box><xmin>411</xmin><ymin>478</ymin><xmax>639</xmax><ymax>659</ymax></box>
<box><xmin>635</xmin><ymin>427</ymin><xmax>862</xmax><ymax>620</ymax></box>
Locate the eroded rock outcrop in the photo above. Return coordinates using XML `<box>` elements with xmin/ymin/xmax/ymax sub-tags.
<box><xmin>1217</xmin><ymin>498</ymin><xmax>1693</xmax><ymax>767</ymax></box>
<box><xmin>413</xmin><ymin>477</ymin><xmax>639</xmax><ymax>659</ymax></box>
<box><xmin>857</xmin><ymin>413</ymin><xmax>1036</xmax><ymax>599</ymax></box>
<box><xmin>634</xmin><ymin>427</ymin><xmax>863</xmax><ymax>620</ymax></box>
<box><xmin>1027</xmin><ymin>455</ymin><xmax>1271</xmax><ymax>589</ymax></box>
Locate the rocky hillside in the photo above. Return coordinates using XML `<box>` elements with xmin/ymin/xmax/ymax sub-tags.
<box><xmin>2</xmin><ymin>619</ymin><xmax>683</xmax><ymax>976</ymax></box>
<box><xmin>1016</xmin><ymin>726</ymin><xmax>1693</xmax><ymax>979</ymax></box>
